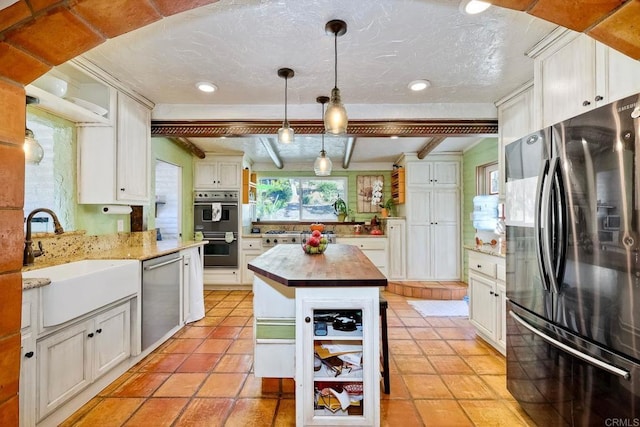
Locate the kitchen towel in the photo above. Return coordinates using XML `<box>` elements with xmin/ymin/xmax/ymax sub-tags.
<box><xmin>211</xmin><ymin>203</ymin><xmax>222</xmax><ymax>221</ymax></box>
<box><xmin>185</xmin><ymin>247</ymin><xmax>205</xmax><ymax>323</ymax></box>
<box><xmin>225</xmin><ymin>231</ymin><xmax>234</xmax><ymax>243</ymax></box>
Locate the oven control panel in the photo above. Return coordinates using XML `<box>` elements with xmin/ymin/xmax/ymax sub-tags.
<box><xmin>194</xmin><ymin>190</ymin><xmax>239</xmax><ymax>202</ymax></box>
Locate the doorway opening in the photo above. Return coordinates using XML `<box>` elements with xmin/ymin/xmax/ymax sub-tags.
<box><xmin>155</xmin><ymin>160</ymin><xmax>182</xmax><ymax>241</ymax></box>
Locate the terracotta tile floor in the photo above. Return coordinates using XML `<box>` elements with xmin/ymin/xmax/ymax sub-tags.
<box><xmin>61</xmin><ymin>290</ymin><xmax>535</xmax><ymax>426</ymax></box>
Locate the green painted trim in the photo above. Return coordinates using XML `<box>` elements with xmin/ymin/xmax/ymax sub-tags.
<box><xmin>255</xmin><ymin>318</ymin><xmax>296</xmax><ymax>339</ymax></box>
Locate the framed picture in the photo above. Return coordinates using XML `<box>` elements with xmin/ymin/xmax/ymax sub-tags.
<box><xmin>356</xmin><ymin>175</ymin><xmax>383</xmax><ymax>213</ymax></box>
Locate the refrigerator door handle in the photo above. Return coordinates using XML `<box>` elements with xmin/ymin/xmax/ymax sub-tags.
<box><xmin>535</xmin><ymin>159</ymin><xmax>551</xmax><ymax>292</ymax></box>
<box><xmin>509</xmin><ymin>310</ymin><xmax>631</xmax><ymax>380</ymax></box>
<box><xmin>542</xmin><ymin>157</ymin><xmax>560</xmax><ymax>294</ymax></box>
<box><xmin>550</xmin><ymin>157</ymin><xmax>568</xmax><ymax>291</ymax></box>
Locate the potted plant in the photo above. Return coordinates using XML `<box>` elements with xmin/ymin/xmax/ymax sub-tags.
<box><xmin>333</xmin><ymin>197</ymin><xmax>348</xmax><ymax>222</ymax></box>
<box><xmin>379</xmin><ymin>198</ymin><xmax>395</xmax><ymax>218</ymax></box>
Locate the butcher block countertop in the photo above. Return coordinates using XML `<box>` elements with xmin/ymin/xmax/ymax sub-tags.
<box><xmin>248</xmin><ymin>243</ymin><xmax>388</xmax><ymax>287</ymax></box>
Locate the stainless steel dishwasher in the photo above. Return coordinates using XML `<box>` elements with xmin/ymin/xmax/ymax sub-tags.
<box><xmin>142</xmin><ymin>252</ymin><xmax>182</xmax><ymax>351</ymax></box>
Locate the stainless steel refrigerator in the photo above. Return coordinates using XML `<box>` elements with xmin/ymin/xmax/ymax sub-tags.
<box><xmin>505</xmin><ymin>93</ymin><xmax>640</xmax><ymax>425</ymax></box>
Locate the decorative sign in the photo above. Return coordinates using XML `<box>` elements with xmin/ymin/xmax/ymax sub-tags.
<box><xmin>356</xmin><ymin>175</ymin><xmax>383</xmax><ymax>213</ymax></box>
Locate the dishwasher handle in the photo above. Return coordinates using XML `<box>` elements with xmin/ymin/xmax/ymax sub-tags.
<box><xmin>144</xmin><ymin>256</ymin><xmax>183</xmax><ymax>271</ymax></box>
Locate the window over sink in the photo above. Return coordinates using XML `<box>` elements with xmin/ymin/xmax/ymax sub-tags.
<box><xmin>256</xmin><ymin>177</ymin><xmax>347</xmax><ymax>221</ymax></box>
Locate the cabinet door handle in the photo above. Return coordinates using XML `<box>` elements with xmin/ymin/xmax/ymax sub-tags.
<box><xmin>88</xmin><ymin>333</ymin><xmax>94</xmax><ymax>338</ymax></box>
<box><xmin>96</xmin><ymin>328</ymin><xmax>103</xmax><ymax>334</ymax></box>
<box><xmin>490</xmin><ymin>291</ymin><xmax>494</xmax><ymax>295</ymax></box>
<box><xmin>494</xmin><ymin>293</ymin><xmax>499</xmax><ymax>297</ymax></box>
<box><xmin>305</xmin><ymin>317</ymin><xmax>311</xmax><ymax>323</ymax></box>
<box><xmin>477</xmin><ymin>264</ymin><xmax>482</xmax><ymax>268</ymax></box>
<box><xmin>120</xmin><ymin>188</ymin><xmax>125</xmax><ymax>191</ymax></box>
<box><xmin>582</xmin><ymin>100</ymin><xmax>591</xmax><ymax>106</ymax></box>
<box><xmin>594</xmin><ymin>95</ymin><xmax>603</xmax><ymax>102</ymax></box>
<box><xmin>25</xmin><ymin>351</ymin><xmax>34</xmax><ymax>358</ymax></box>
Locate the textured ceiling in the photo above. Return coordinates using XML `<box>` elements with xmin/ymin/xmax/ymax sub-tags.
<box><xmin>58</xmin><ymin>0</ymin><xmax>558</xmax><ymax>164</ymax></box>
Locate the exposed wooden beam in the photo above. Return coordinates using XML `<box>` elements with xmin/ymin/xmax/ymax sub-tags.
<box><xmin>259</xmin><ymin>137</ymin><xmax>283</xmax><ymax>169</ymax></box>
<box><xmin>168</xmin><ymin>137</ymin><xmax>206</xmax><ymax>159</ymax></box>
<box><xmin>417</xmin><ymin>136</ymin><xmax>446</xmax><ymax>159</ymax></box>
<box><xmin>342</xmin><ymin>137</ymin><xmax>356</xmax><ymax>169</ymax></box>
<box><xmin>151</xmin><ymin>119</ymin><xmax>497</xmax><ymax>138</ymax></box>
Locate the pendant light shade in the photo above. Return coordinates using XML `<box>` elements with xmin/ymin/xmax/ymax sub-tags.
<box><xmin>277</xmin><ymin>68</ymin><xmax>295</xmax><ymax>144</ymax></box>
<box><xmin>24</xmin><ymin>96</ymin><xmax>43</xmax><ymax>165</ymax></box>
<box><xmin>324</xmin><ymin>20</ymin><xmax>348</xmax><ymax>135</ymax></box>
<box><xmin>314</xmin><ymin>96</ymin><xmax>333</xmax><ymax>176</ymax></box>
<box><xmin>24</xmin><ymin>128</ymin><xmax>44</xmax><ymax>165</ymax></box>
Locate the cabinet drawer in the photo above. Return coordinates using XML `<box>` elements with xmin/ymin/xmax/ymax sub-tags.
<box><xmin>468</xmin><ymin>253</ymin><xmax>497</xmax><ymax>278</ymax></box>
<box><xmin>338</xmin><ymin>238</ymin><xmax>387</xmax><ymax>250</ymax></box>
<box><xmin>242</xmin><ymin>239</ymin><xmax>263</xmax><ymax>250</ymax></box>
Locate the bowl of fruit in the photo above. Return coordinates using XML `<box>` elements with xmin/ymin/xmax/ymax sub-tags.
<box><xmin>302</xmin><ymin>230</ymin><xmax>329</xmax><ymax>255</ymax></box>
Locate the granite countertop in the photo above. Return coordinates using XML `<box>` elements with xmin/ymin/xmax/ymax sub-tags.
<box><xmin>248</xmin><ymin>244</ymin><xmax>387</xmax><ymax>287</ymax></box>
<box><xmin>465</xmin><ymin>244</ymin><xmax>505</xmax><ymax>258</ymax></box>
<box><xmin>22</xmin><ymin>240</ymin><xmax>206</xmax><ymax>290</ymax></box>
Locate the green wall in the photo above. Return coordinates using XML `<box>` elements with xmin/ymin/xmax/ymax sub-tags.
<box><xmin>256</xmin><ymin>169</ymin><xmax>392</xmax><ymax>222</ymax></box>
<box><xmin>462</xmin><ymin>138</ymin><xmax>499</xmax><ymax>281</ymax></box>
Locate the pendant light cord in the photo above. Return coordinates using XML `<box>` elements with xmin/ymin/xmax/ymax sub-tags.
<box><xmin>284</xmin><ymin>76</ymin><xmax>289</xmax><ymax>125</ymax></box>
<box><xmin>333</xmin><ymin>33</ymin><xmax>338</xmax><ymax>90</ymax></box>
<box><xmin>321</xmin><ymin>102</ymin><xmax>326</xmax><ymax>152</ymax></box>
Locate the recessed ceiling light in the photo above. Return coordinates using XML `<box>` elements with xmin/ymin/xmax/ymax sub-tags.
<box><xmin>196</xmin><ymin>82</ymin><xmax>217</xmax><ymax>93</ymax></box>
<box><xmin>461</xmin><ymin>0</ymin><xmax>491</xmax><ymax>14</ymax></box>
<box><xmin>408</xmin><ymin>79</ymin><xmax>431</xmax><ymax>91</ymax></box>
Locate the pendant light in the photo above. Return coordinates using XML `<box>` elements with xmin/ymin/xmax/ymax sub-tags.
<box><xmin>24</xmin><ymin>96</ymin><xmax>44</xmax><ymax>165</ymax></box>
<box><xmin>314</xmin><ymin>96</ymin><xmax>332</xmax><ymax>176</ymax></box>
<box><xmin>277</xmin><ymin>68</ymin><xmax>295</xmax><ymax>144</ymax></box>
<box><xmin>324</xmin><ymin>19</ymin><xmax>348</xmax><ymax>135</ymax></box>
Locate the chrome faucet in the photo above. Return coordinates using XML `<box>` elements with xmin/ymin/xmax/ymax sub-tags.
<box><xmin>24</xmin><ymin>208</ymin><xmax>64</xmax><ymax>266</ymax></box>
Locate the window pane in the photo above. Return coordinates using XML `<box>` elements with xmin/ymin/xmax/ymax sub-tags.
<box><xmin>256</xmin><ymin>177</ymin><xmax>347</xmax><ymax>222</ymax></box>
<box><xmin>256</xmin><ymin>178</ymin><xmax>299</xmax><ymax>221</ymax></box>
<box><xmin>301</xmin><ymin>178</ymin><xmax>345</xmax><ymax>221</ymax></box>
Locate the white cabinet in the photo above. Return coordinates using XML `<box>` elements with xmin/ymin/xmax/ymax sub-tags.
<box><xmin>20</xmin><ymin>289</ymin><xmax>37</xmax><ymax>427</ymax></box>
<box><xmin>468</xmin><ymin>250</ymin><xmax>505</xmax><ymax>354</ymax></box>
<box><xmin>336</xmin><ymin>237</ymin><xmax>387</xmax><ymax>277</ymax></box>
<box><xmin>404</xmin><ymin>158</ymin><xmax>461</xmax><ymax>280</ymax></box>
<box><xmin>406</xmin><ymin>161</ymin><xmax>459</xmax><ymax>187</ymax></box>
<box><xmin>533</xmin><ymin>31</ymin><xmax>640</xmax><ymax>128</ymax></box>
<box><xmin>194</xmin><ymin>157</ymin><xmax>242</xmax><ymax>189</ymax></box>
<box><xmin>36</xmin><ymin>302</ymin><xmax>130</xmax><ymax>421</ymax></box>
<box><xmin>241</xmin><ymin>238</ymin><xmax>263</xmax><ymax>284</ymax></box>
<box><xmin>78</xmin><ymin>92</ymin><xmax>151</xmax><ymax>204</ymax></box>
<box><xmin>296</xmin><ymin>287</ymin><xmax>379</xmax><ymax>426</ymax></box>
<box><xmin>496</xmin><ymin>83</ymin><xmax>534</xmax><ymax>198</ymax></box>
<box><xmin>406</xmin><ymin>187</ymin><xmax>460</xmax><ymax>280</ymax></box>
<box><xmin>386</xmin><ymin>218</ymin><xmax>406</xmax><ymax>280</ymax></box>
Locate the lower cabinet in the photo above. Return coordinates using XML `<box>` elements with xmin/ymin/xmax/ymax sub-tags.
<box><xmin>468</xmin><ymin>250</ymin><xmax>506</xmax><ymax>354</ymax></box>
<box><xmin>241</xmin><ymin>238</ymin><xmax>263</xmax><ymax>285</ymax></box>
<box><xmin>35</xmin><ymin>302</ymin><xmax>131</xmax><ymax>422</ymax></box>
<box><xmin>386</xmin><ymin>218</ymin><xmax>406</xmax><ymax>280</ymax></box>
<box><xmin>336</xmin><ymin>237</ymin><xmax>388</xmax><ymax>277</ymax></box>
<box><xmin>296</xmin><ymin>287</ymin><xmax>380</xmax><ymax>426</ymax></box>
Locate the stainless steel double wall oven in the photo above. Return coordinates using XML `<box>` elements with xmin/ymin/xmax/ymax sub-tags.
<box><xmin>194</xmin><ymin>191</ymin><xmax>238</xmax><ymax>268</ymax></box>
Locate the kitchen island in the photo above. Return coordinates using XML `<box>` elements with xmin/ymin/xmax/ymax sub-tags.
<box><xmin>248</xmin><ymin>244</ymin><xmax>387</xmax><ymax>426</ymax></box>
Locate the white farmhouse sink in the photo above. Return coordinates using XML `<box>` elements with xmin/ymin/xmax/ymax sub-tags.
<box><xmin>23</xmin><ymin>259</ymin><xmax>139</xmax><ymax>327</ymax></box>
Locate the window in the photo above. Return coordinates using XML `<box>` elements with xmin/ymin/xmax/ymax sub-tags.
<box><xmin>476</xmin><ymin>162</ymin><xmax>499</xmax><ymax>195</ymax></box>
<box><xmin>256</xmin><ymin>177</ymin><xmax>347</xmax><ymax>221</ymax></box>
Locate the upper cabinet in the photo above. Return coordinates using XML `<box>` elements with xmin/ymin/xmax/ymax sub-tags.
<box><xmin>531</xmin><ymin>30</ymin><xmax>640</xmax><ymax>128</ymax></box>
<box><xmin>26</xmin><ymin>60</ymin><xmax>114</xmax><ymax>125</ymax></box>
<box><xmin>194</xmin><ymin>157</ymin><xmax>242</xmax><ymax>189</ymax></box>
<box><xmin>78</xmin><ymin>91</ymin><xmax>151</xmax><ymax>205</ymax></box>
<box><xmin>496</xmin><ymin>82</ymin><xmax>534</xmax><ymax>198</ymax></box>
<box><xmin>406</xmin><ymin>160</ymin><xmax>459</xmax><ymax>187</ymax></box>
